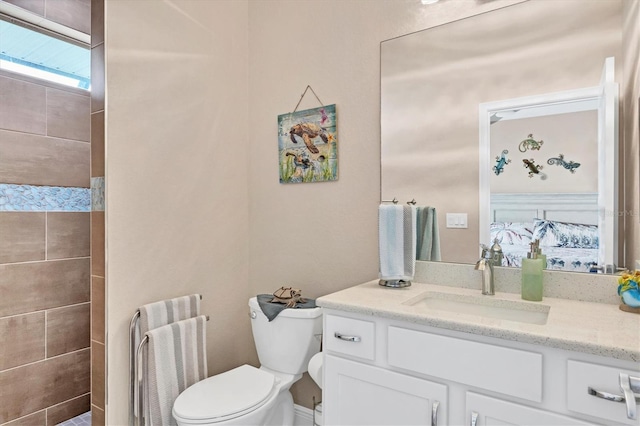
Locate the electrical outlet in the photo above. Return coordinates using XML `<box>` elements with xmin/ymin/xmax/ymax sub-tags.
<box><xmin>446</xmin><ymin>213</ymin><xmax>468</xmax><ymax>229</ymax></box>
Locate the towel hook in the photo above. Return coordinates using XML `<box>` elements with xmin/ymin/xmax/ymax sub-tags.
<box><xmin>407</xmin><ymin>199</ymin><xmax>417</xmax><ymax>205</ymax></box>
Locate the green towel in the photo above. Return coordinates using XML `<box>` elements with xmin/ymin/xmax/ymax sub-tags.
<box><xmin>416</xmin><ymin>206</ymin><xmax>441</xmax><ymax>261</ymax></box>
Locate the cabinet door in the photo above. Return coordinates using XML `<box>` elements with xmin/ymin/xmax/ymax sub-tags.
<box><xmin>567</xmin><ymin>360</ymin><xmax>640</xmax><ymax>425</ymax></box>
<box><xmin>466</xmin><ymin>392</ymin><xmax>598</xmax><ymax>426</ymax></box>
<box><xmin>324</xmin><ymin>354</ymin><xmax>447</xmax><ymax>425</ymax></box>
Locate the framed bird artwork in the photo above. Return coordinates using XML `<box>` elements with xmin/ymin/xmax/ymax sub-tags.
<box><xmin>278</xmin><ymin>104</ymin><xmax>338</xmax><ymax>183</ymax></box>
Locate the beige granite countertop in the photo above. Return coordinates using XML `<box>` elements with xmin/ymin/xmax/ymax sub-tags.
<box><xmin>316</xmin><ymin>280</ymin><xmax>640</xmax><ymax>362</ymax></box>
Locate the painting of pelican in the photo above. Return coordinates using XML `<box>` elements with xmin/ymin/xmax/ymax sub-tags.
<box><xmin>278</xmin><ymin>104</ymin><xmax>338</xmax><ymax>183</ymax></box>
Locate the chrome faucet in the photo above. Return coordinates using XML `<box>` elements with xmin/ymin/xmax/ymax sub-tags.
<box><xmin>475</xmin><ymin>244</ymin><xmax>495</xmax><ymax>295</ymax></box>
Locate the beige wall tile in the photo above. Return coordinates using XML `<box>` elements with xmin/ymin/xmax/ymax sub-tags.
<box><xmin>91</xmin><ymin>405</ymin><xmax>105</xmax><ymax>426</ymax></box>
<box><xmin>3</xmin><ymin>0</ymin><xmax>45</xmax><ymax>16</ymax></box>
<box><xmin>46</xmin><ymin>393</ymin><xmax>90</xmax><ymax>425</ymax></box>
<box><xmin>0</xmin><ymin>75</ymin><xmax>46</xmax><ymax>135</ymax></box>
<box><xmin>47</xmin><ymin>89</ymin><xmax>91</xmax><ymax>142</ymax></box>
<box><xmin>0</xmin><ymin>312</ymin><xmax>45</xmax><ymax>371</ymax></box>
<box><xmin>0</xmin><ymin>130</ymin><xmax>90</xmax><ymax>187</ymax></box>
<box><xmin>91</xmin><ymin>212</ymin><xmax>105</xmax><ymax>277</ymax></box>
<box><xmin>2</xmin><ymin>410</ymin><xmax>46</xmax><ymax>426</ymax></box>
<box><xmin>44</xmin><ymin>0</ymin><xmax>90</xmax><ymax>35</ymax></box>
<box><xmin>91</xmin><ymin>111</ymin><xmax>105</xmax><ymax>177</ymax></box>
<box><xmin>91</xmin><ymin>44</ymin><xmax>105</xmax><ymax>113</ymax></box>
<box><xmin>91</xmin><ymin>0</ymin><xmax>104</xmax><ymax>47</ymax></box>
<box><xmin>0</xmin><ymin>348</ymin><xmax>90</xmax><ymax>423</ymax></box>
<box><xmin>47</xmin><ymin>212</ymin><xmax>90</xmax><ymax>260</ymax></box>
<box><xmin>91</xmin><ymin>276</ymin><xmax>105</xmax><ymax>343</ymax></box>
<box><xmin>0</xmin><ymin>213</ymin><xmax>45</xmax><ymax>264</ymax></box>
<box><xmin>91</xmin><ymin>341</ymin><xmax>104</xmax><ymax>409</ymax></box>
<box><xmin>0</xmin><ymin>258</ymin><xmax>90</xmax><ymax>317</ymax></box>
<box><xmin>47</xmin><ymin>303</ymin><xmax>90</xmax><ymax>357</ymax></box>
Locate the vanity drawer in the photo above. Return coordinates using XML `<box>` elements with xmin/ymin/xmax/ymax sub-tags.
<box><xmin>388</xmin><ymin>326</ymin><xmax>542</xmax><ymax>402</ymax></box>
<box><xmin>324</xmin><ymin>314</ymin><xmax>375</xmax><ymax>360</ymax></box>
<box><xmin>567</xmin><ymin>360</ymin><xmax>640</xmax><ymax>425</ymax></box>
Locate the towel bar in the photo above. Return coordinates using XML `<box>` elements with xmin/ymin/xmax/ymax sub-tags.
<box><xmin>129</xmin><ymin>311</ymin><xmax>141</xmax><ymax>426</ymax></box>
<box><xmin>381</xmin><ymin>198</ymin><xmax>417</xmax><ymax>205</ymax></box>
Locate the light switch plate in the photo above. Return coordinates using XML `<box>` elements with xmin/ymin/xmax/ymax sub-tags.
<box><xmin>446</xmin><ymin>213</ymin><xmax>468</xmax><ymax>229</ymax></box>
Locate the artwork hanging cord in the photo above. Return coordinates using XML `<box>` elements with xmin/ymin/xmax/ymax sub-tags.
<box><xmin>278</xmin><ymin>86</ymin><xmax>338</xmax><ymax>184</ymax></box>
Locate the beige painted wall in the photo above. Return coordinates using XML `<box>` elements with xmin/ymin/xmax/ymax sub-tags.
<box><xmin>105</xmin><ymin>0</ymin><xmax>250</xmax><ymax>424</ymax></box>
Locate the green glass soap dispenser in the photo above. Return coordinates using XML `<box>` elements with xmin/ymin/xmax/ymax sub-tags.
<box><xmin>522</xmin><ymin>240</ymin><xmax>544</xmax><ymax>301</ymax></box>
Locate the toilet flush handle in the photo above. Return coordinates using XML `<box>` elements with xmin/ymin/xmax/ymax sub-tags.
<box><xmin>249</xmin><ymin>310</ymin><xmax>257</xmax><ymax>319</ymax></box>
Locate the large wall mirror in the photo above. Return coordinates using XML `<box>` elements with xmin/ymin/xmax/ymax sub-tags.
<box><xmin>381</xmin><ymin>0</ymin><xmax>637</xmax><ymax>273</ymax></box>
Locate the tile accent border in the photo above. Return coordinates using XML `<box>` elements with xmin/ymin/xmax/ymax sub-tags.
<box><xmin>0</xmin><ymin>184</ymin><xmax>89</xmax><ymax>212</ymax></box>
<box><xmin>90</xmin><ymin>177</ymin><xmax>105</xmax><ymax>212</ymax></box>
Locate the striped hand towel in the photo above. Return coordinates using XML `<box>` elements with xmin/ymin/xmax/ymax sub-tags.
<box><xmin>146</xmin><ymin>315</ymin><xmax>208</xmax><ymax>426</ymax></box>
<box><xmin>139</xmin><ymin>294</ymin><xmax>201</xmax><ymax>335</ymax></box>
<box><xmin>134</xmin><ymin>295</ymin><xmax>201</xmax><ymax>421</ymax></box>
<box><xmin>379</xmin><ymin>204</ymin><xmax>417</xmax><ymax>281</ymax></box>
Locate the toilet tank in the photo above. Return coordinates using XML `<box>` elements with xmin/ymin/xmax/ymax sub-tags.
<box><xmin>248</xmin><ymin>297</ymin><xmax>322</xmax><ymax>375</ymax></box>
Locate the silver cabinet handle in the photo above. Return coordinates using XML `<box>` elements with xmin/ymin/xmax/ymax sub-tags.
<box><xmin>620</xmin><ymin>373</ymin><xmax>637</xmax><ymax>420</ymax></box>
<box><xmin>588</xmin><ymin>387</ymin><xmax>625</xmax><ymax>402</ymax></box>
<box><xmin>587</xmin><ymin>379</ymin><xmax>640</xmax><ymax>421</ymax></box>
<box><xmin>470</xmin><ymin>411</ymin><xmax>478</xmax><ymax>426</ymax></box>
<box><xmin>587</xmin><ymin>386</ymin><xmax>640</xmax><ymax>403</ymax></box>
<box><xmin>334</xmin><ymin>332</ymin><xmax>361</xmax><ymax>342</ymax></box>
<box><xmin>431</xmin><ymin>401</ymin><xmax>439</xmax><ymax>426</ymax></box>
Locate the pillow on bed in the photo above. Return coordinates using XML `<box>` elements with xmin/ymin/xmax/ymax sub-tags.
<box><xmin>490</xmin><ymin>222</ymin><xmax>533</xmax><ymax>245</ymax></box>
<box><xmin>532</xmin><ymin>219</ymin><xmax>598</xmax><ymax>249</ymax></box>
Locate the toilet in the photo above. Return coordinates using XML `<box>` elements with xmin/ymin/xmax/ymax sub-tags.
<box><xmin>307</xmin><ymin>352</ymin><xmax>324</xmax><ymax>425</ymax></box>
<box><xmin>172</xmin><ymin>297</ymin><xmax>323</xmax><ymax>425</ymax></box>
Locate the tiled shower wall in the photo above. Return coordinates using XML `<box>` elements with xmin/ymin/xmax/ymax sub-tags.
<box><xmin>0</xmin><ymin>1</ymin><xmax>92</xmax><ymax>425</ymax></box>
<box><xmin>90</xmin><ymin>0</ymin><xmax>106</xmax><ymax>423</ymax></box>
<box><xmin>0</xmin><ymin>72</ymin><xmax>91</xmax><ymax>424</ymax></box>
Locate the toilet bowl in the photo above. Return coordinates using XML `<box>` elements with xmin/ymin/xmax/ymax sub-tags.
<box><xmin>172</xmin><ymin>297</ymin><xmax>322</xmax><ymax>425</ymax></box>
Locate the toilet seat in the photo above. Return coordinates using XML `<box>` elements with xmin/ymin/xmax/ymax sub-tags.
<box><xmin>173</xmin><ymin>364</ymin><xmax>279</xmax><ymax>424</ymax></box>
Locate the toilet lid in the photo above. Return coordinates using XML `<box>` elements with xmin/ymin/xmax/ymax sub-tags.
<box><xmin>173</xmin><ymin>364</ymin><xmax>277</xmax><ymax>422</ymax></box>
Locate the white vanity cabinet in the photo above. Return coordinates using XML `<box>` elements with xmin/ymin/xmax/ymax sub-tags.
<box><xmin>322</xmin><ymin>310</ymin><xmax>640</xmax><ymax>426</ymax></box>
<box><xmin>324</xmin><ymin>355</ymin><xmax>447</xmax><ymax>426</ymax></box>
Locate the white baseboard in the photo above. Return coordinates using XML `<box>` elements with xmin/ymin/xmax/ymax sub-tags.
<box><xmin>294</xmin><ymin>404</ymin><xmax>314</xmax><ymax>426</ymax></box>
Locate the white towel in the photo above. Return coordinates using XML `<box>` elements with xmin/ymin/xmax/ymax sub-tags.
<box><xmin>379</xmin><ymin>205</ymin><xmax>417</xmax><ymax>281</ymax></box>
<box><xmin>146</xmin><ymin>316</ymin><xmax>208</xmax><ymax>426</ymax></box>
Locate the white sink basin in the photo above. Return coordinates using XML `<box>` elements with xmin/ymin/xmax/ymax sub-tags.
<box><xmin>403</xmin><ymin>291</ymin><xmax>550</xmax><ymax>325</ymax></box>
